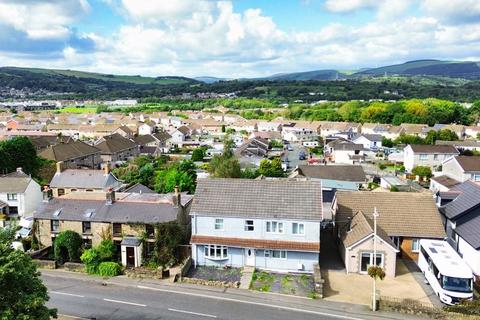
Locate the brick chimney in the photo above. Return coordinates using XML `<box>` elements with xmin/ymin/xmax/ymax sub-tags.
<box><xmin>56</xmin><ymin>161</ymin><xmax>63</xmax><ymax>174</ymax></box>
<box><xmin>104</xmin><ymin>162</ymin><xmax>110</xmax><ymax>175</ymax></box>
<box><xmin>106</xmin><ymin>187</ymin><xmax>115</xmax><ymax>205</ymax></box>
<box><xmin>172</xmin><ymin>185</ymin><xmax>181</xmax><ymax>207</ymax></box>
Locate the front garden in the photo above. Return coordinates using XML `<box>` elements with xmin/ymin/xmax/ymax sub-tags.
<box><xmin>186</xmin><ymin>265</ymin><xmax>242</xmax><ymax>283</ymax></box>
<box><xmin>250</xmin><ymin>270</ymin><xmax>316</xmax><ymax>298</ymax></box>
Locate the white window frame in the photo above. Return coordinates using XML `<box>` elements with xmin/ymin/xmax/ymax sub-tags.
<box><xmin>360</xmin><ymin>252</ymin><xmax>384</xmax><ymax>273</ymax></box>
<box><xmin>433</xmin><ymin>154</ymin><xmax>439</xmax><ymax>160</ymax></box>
<box><xmin>7</xmin><ymin>193</ymin><xmax>17</xmax><ymax>201</ymax></box>
<box><xmin>214</xmin><ymin>218</ymin><xmax>224</xmax><ymax>231</ymax></box>
<box><xmin>292</xmin><ymin>222</ymin><xmax>305</xmax><ymax>235</ymax></box>
<box><xmin>412</xmin><ymin>239</ymin><xmax>420</xmax><ymax>252</ymax></box>
<box><xmin>265</xmin><ymin>250</ymin><xmax>287</xmax><ymax>259</ymax></box>
<box><xmin>419</xmin><ymin>154</ymin><xmax>428</xmax><ymax>160</ymax></box>
<box><xmin>244</xmin><ymin>220</ymin><xmax>254</xmax><ymax>232</ymax></box>
<box><xmin>266</xmin><ymin>221</ymin><xmax>284</xmax><ymax>234</ymax></box>
<box><xmin>204</xmin><ymin>245</ymin><xmax>228</xmax><ymax>260</ymax></box>
<box><xmin>473</xmin><ymin>174</ymin><xmax>480</xmax><ymax>182</ymax></box>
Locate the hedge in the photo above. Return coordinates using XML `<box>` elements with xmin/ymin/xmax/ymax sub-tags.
<box><xmin>98</xmin><ymin>262</ymin><xmax>122</xmax><ymax>277</ymax></box>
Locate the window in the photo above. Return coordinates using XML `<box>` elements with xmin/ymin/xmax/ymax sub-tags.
<box><xmin>214</xmin><ymin>218</ymin><xmax>224</xmax><ymax>230</ymax></box>
<box><xmin>146</xmin><ymin>225</ymin><xmax>155</xmax><ymax>238</ymax></box>
<box><xmin>360</xmin><ymin>252</ymin><xmax>383</xmax><ymax>273</ymax></box>
<box><xmin>112</xmin><ymin>223</ymin><xmax>122</xmax><ymax>236</ymax></box>
<box><xmin>244</xmin><ymin>220</ymin><xmax>254</xmax><ymax>231</ymax></box>
<box><xmin>57</xmin><ymin>189</ymin><xmax>65</xmax><ymax>196</ymax></box>
<box><xmin>8</xmin><ymin>206</ymin><xmax>18</xmax><ymax>215</ymax></box>
<box><xmin>411</xmin><ymin>239</ymin><xmax>420</xmax><ymax>252</ymax></box>
<box><xmin>82</xmin><ymin>221</ymin><xmax>91</xmax><ymax>234</ymax></box>
<box><xmin>419</xmin><ymin>154</ymin><xmax>428</xmax><ymax>160</ymax></box>
<box><xmin>292</xmin><ymin>223</ymin><xmax>305</xmax><ymax>235</ymax></box>
<box><xmin>51</xmin><ymin>220</ymin><xmax>59</xmax><ymax>232</ymax></box>
<box><xmin>265</xmin><ymin>250</ymin><xmax>287</xmax><ymax>259</ymax></box>
<box><xmin>204</xmin><ymin>245</ymin><xmax>228</xmax><ymax>260</ymax></box>
<box><xmin>473</xmin><ymin>174</ymin><xmax>480</xmax><ymax>182</ymax></box>
<box><xmin>266</xmin><ymin>221</ymin><xmax>284</xmax><ymax>233</ymax></box>
<box><xmin>7</xmin><ymin>193</ymin><xmax>17</xmax><ymax>201</ymax></box>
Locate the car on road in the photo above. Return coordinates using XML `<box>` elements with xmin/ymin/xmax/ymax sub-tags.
<box><xmin>299</xmin><ymin>151</ymin><xmax>306</xmax><ymax>160</ymax></box>
<box><xmin>287</xmin><ymin>145</ymin><xmax>294</xmax><ymax>151</ymax></box>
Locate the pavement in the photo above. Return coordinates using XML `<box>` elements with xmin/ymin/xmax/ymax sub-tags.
<box><xmin>41</xmin><ymin>269</ymin><xmax>429</xmax><ymax>320</ymax></box>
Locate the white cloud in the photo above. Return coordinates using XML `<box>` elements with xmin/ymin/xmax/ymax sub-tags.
<box><xmin>324</xmin><ymin>0</ymin><xmax>380</xmax><ymax>13</ymax></box>
<box><xmin>421</xmin><ymin>0</ymin><xmax>480</xmax><ymax>24</ymax></box>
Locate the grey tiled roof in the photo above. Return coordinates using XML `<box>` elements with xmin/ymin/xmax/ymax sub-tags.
<box><xmin>431</xmin><ymin>175</ymin><xmax>460</xmax><ymax>188</ymax></box>
<box><xmin>121</xmin><ymin>236</ymin><xmax>142</xmax><ymax>246</ymax></box>
<box><xmin>0</xmin><ymin>171</ymin><xmax>32</xmax><ymax>193</ymax></box>
<box><xmin>34</xmin><ymin>197</ymin><xmax>180</xmax><ymax>224</ymax></box>
<box><xmin>409</xmin><ymin>144</ymin><xmax>459</xmax><ymax>154</ymax></box>
<box><xmin>440</xmin><ymin>181</ymin><xmax>480</xmax><ymax>220</ymax></box>
<box><xmin>296</xmin><ymin>165</ymin><xmax>366</xmax><ymax>182</ymax></box>
<box><xmin>191</xmin><ymin>178</ymin><xmax>323</xmax><ymax>221</ymax></box>
<box><xmin>95</xmin><ymin>133</ymin><xmax>137</xmax><ymax>154</ymax></box>
<box><xmin>124</xmin><ymin>183</ymin><xmax>155</xmax><ymax>194</ymax></box>
<box><xmin>50</xmin><ymin>169</ymin><xmax>122</xmax><ymax>189</ymax></box>
<box><xmin>353</xmin><ymin>134</ymin><xmax>383</xmax><ymax>142</ymax></box>
<box><xmin>455</xmin><ymin>207</ymin><xmax>480</xmax><ymax>249</ymax></box>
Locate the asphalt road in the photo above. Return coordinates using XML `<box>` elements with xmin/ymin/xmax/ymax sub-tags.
<box><xmin>41</xmin><ymin>272</ymin><xmax>411</xmax><ymax>320</ymax></box>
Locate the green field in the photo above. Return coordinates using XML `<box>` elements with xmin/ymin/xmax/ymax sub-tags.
<box><xmin>58</xmin><ymin>107</ymin><xmax>97</xmax><ymax>113</ymax></box>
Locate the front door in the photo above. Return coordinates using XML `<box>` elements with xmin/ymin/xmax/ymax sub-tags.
<box><xmin>245</xmin><ymin>248</ymin><xmax>255</xmax><ymax>266</ymax></box>
<box><xmin>126</xmin><ymin>247</ymin><xmax>135</xmax><ymax>267</ymax></box>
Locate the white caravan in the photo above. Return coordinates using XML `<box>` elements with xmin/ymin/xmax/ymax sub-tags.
<box><xmin>418</xmin><ymin>239</ymin><xmax>473</xmax><ymax>305</ymax></box>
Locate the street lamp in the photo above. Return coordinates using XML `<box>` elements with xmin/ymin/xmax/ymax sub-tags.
<box><xmin>372</xmin><ymin>207</ymin><xmax>379</xmax><ymax>311</ymax></box>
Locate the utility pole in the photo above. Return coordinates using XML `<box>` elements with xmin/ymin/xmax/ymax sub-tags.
<box><xmin>372</xmin><ymin>207</ymin><xmax>379</xmax><ymax>311</ymax></box>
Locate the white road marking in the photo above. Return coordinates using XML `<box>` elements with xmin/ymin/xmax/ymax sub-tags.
<box><xmin>168</xmin><ymin>308</ymin><xmax>217</xmax><ymax>318</ymax></box>
<box><xmin>137</xmin><ymin>285</ymin><xmax>365</xmax><ymax>320</ymax></box>
<box><xmin>103</xmin><ymin>298</ymin><xmax>146</xmax><ymax>307</ymax></box>
<box><xmin>57</xmin><ymin>314</ymin><xmax>89</xmax><ymax>320</ymax></box>
<box><xmin>51</xmin><ymin>291</ymin><xmax>85</xmax><ymax>298</ymax></box>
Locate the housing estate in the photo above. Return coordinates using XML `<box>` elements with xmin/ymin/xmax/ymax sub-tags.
<box><xmin>190</xmin><ymin>179</ymin><xmax>322</xmax><ymax>273</ymax></box>
<box><xmin>94</xmin><ymin>133</ymin><xmax>139</xmax><ymax>163</ymax></box>
<box><xmin>39</xmin><ymin>140</ymin><xmax>102</xmax><ymax>169</ymax></box>
<box><xmin>403</xmin><ymin>144</ymin><xmax>459</xmax><ymax>172</ymax></box>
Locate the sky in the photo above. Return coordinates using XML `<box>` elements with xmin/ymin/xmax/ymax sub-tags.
<box><xmin>1</xmin><ymin>0</ymin><xmax>480</xmax><ymax>78</ymax></box>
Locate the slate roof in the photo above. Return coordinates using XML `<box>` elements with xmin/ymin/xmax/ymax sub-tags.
<box><xmin>454</xmin><ymin>156</ymin><xmax>480</xmax><ymax>172</ymax></box>
<box><xmin>176</xmin><ymin>126</ymin><xmax>190</xmax><ymax>135</ymax></box>
<box><xmin>353</xmin><ymin>134</ymin><xmax>383</xmax><ymax>142</ymax></box>
<box><xmin>153</xmin><ymin>131</ymin><xmax>172</xmax><ymax>142</ymax></box>
<box><xmin>0</xmin><ymin>170</ymin><xmax>32</xmax><ymax>193</ymax></box>
<box><xmin>340</xmin><ymin>211</ymin><xmax>396</xmax><ymax>249</ymax></box>
<box><xmin>133</xmin><ymin>134</ymin><xmax>156</xmax><ymax>146</ymax></box>
<box><xmin>39</xmin><ymin>140</ymin><xmax>100</xmax><ymax>162</ymax></box>
<box><xmin>409</xmin><ymin>144</ymin><xmax>459</xmax><ymax>154</ymax></box>
<box><xmin>431</xmin><ymin>175</ymin><xmax>461</xmax><ymax>188</ymax></box>
<box><xmin>191</xmin><ymin>235</ymin><xmax>320</xmax><ymax>252</ymax></box>
<box><xmin>296</xmin><ymin>165</ymin><xmax>366</xmax><ymax>182</ymax></box>
<box><xmin>440</xmin><ymin>181</ymin><xmax>480</xmax><ymax>220</ymax></box>
<box><xmin>34</xmin><ymin>193</ymin><xmax>190</xmax><ymax>224</ymax></box>
<box><xmin>191</xmin><ymin>178</ymin><xmax>323</xmax><ymax>221</ymax></box>
<box><xmin>124</xmin><ymin>183</ymin><xmax>155</xmax><ymax>194</ymax></box>
<box><xmin>333</xmin><ymin>142</ymin><xmax>363</xmax><ymax>151</ymax></box>
<box><xmin>50</xmin><ymin>169</ymin><xmax>122</xmax><ymax>190</ymax></box>
<box><xmin>455</xmin><ymin>209</ymin><xmax>480</xmax><ymax>249</ymax></box>
<box><xmin>95</xmin><ymin>133</ymin><xmax>137</xmax><ymax>154</ymax></box>
<box><xmin>436</xmin><ymin>140</ymin><xmax>480</xmax><ymax>148</ymax></box>
<box><xmin>335</xmin><ymin>191</ymin><xmax>445</xmax><ymax>238</ymax></box>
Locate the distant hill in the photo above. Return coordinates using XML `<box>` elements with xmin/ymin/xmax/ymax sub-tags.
<box><xmin>194</xmin><ymin>76</ymin><xmax>228</xmax><ymax>83</ymax></box>
<box><xmin>261</xmin><ymin>69</ymin><xmax>348</xmax><ymax>81</ymax></box>
<box><xmin>353</xmin><ymin>59</ymin><xmax>480</xmax><ymax>79</ymax></box>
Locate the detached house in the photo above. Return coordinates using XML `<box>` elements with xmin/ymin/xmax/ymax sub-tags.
<box><xmin>49</xmin><ymin>164</ymin><xmax>122</xmax><ymax>197</ymax></box>
<box><xmin>190</xmin><ymin>179</ymin><xmax>322</xmax><ymax>273</ymax></box>
<box><xmin>333</xmin><ymin>192</ymin><xmax>445</xmax><ymax>277</ymax></box>
<box><xmin>442</xmin><ymin>156</ymin><xmax>480</xmax><ymax>183</ymax></box>
<box><xmin>352</xmin><ymin>134</ymin><xmax>383</xmax><ymax>151</ymax></box>
<box><xmin>326</xmin><ymin>140</ymin><xmax>365</xmax><ymax>165</ymax></box>
<box><xmin>403</xmin><ymin>144</ymin><xmax>459</xmax><ymax>172</ymax></box>
<box><xmin>0</xmin><ymin>168</ymin><xmax>42</xmax><ymax>218</ymax></box>
<box><xmin>38</xmin><ymin>140</ymin><xmax>102</xmax><ymax>169</ymax></box>
<box><xmin>94</xmin><ymin>133</ymin><xmax>139</xmax><ymax>163</ymax></box>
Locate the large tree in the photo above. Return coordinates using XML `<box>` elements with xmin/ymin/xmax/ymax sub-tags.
<box><xmin>0</xmin><ymin>228</ymin><xmax>57</xmax><ymax>320</ymax></box>
<box><xmin>0</xmin><ymin>136</ymin><xmax>39</xmax><ymax>175</ymax></box>
<box><xmin>207</xmin><ymin>139</ymin><xmax>242</xmax><ymax>178</ymax></box>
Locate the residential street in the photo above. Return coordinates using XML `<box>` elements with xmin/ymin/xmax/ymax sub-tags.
<box><xmin>41</xmin><ymin>270</ymin><xmax>426</xmax><ymax>320</ymax></box>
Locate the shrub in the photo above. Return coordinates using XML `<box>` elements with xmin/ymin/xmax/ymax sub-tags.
<box><xmin>412</xmin><ymin>166</ymin><xmax>433</xmax><ymax>178</ymax></box>
<box><xmin>378</xmin><ymin>163</ymin><xmax>387</xmax><ymax>170</ymax></box>
<box><xmin>98</xmin><ymin>262</ymin><xmax>122</xmax><ymax>277</ymax></box>
<box><xmin>54</xmin><ymin>230</ymin><xmax>83</xmax><ymax>264</ymax></box>
<box><xmin>80</xmin><ymin>248</ymin><xmax>100</xmax><ymax>274</ymax></box>
<box><xmin>96</xmin><ymin>240</ymin><xmax>116</xmax><ymax>261</ymax></box>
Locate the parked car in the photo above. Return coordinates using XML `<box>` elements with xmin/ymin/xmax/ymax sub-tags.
<box><xmin>299</xmin><ymin>151</ymin><xmax>306</xmax><ymax>160</ymax></box>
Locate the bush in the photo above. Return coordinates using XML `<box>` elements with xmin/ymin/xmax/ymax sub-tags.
<box><xmin>81</xmin><ymin>248</ymin><xmax>100</xmax><ymax>274</ymax></box>
<box><xmin>378</xmin><ymin>163</ymin><xmax>387</xmax><ymax>170</ymax></box>
<box><xmin>412</xmin><ymin>166</ymin><xmax>433</xmax><ymax>178</ymax></box>
<box><xmin>96</xmin><ymin>240</ymin><xmax>116</xmax><ymax>261</ymax></box>
<box><xmin>54</xmin><ymin>230</ymin><xmax>83</xmax><ymax>264</ymax></box>
<box><xmin>98</xmin><ymin>262</ymin><xmax>122</xmax><ymax>277</ymax></box>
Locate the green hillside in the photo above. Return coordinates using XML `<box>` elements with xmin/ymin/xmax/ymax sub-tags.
<box><xmin>263</xmin><ymin>69</ymin><xmax>348</xmax><ymax>81</ymax></box>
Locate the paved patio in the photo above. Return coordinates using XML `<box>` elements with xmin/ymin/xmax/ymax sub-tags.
<box><xmin>322</xmin><ymin>260</ymin><xmax>436</xmax><ymax>307</ymax></box>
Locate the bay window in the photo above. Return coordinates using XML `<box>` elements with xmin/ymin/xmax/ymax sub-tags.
<box><xmin>204</xmin><ymin>245</ymin><xmax>228</xmax><ymax>260</ymax></box>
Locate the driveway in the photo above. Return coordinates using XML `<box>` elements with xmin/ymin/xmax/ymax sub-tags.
<box><xmin>320</xmin><ymin>227</ymin><xmax>346</xmax><ymax>272</ymax></box>
<box><xmin>403</xmin><ymin>259</ymin><xmax>444</xmax><ymax>308</ymax></box>
<box><xmin>322</xmin><ymin>260</ymin><xmax>436</xmax><ymax>307</ymax></box>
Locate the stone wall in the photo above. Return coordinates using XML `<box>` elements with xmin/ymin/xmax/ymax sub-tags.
<box><xmin>125</xmin><ymin>267</ymin><xmax>164</xmax><ymax>279</ymax></box>
<box><xmin>91</xmin><ymin>222</ymin><xmax>111</xmax><ymax>246</ymax></box>
<box><xmin>34</xmin><ymin>259</ymin><xmax>56</xmax><ymax>269</ymax></box>
<box><xmin>37</xmin><ymin>219</ymin><xmax>53</xmax><ymax>247</ymax></box>
<box><xmin>313</xmin><ymin>263</ymin><xmax>324</xmax><ymax>299</ymax></box>
<box><xmin>182</xmin><ymin>277</ymin><xmax>240</xmax><ymax>289</ymax></box>
<box><xmin>64</xmin><ymin>262</ymin><xmax>85</xmax><ymax>273</ymax></box>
